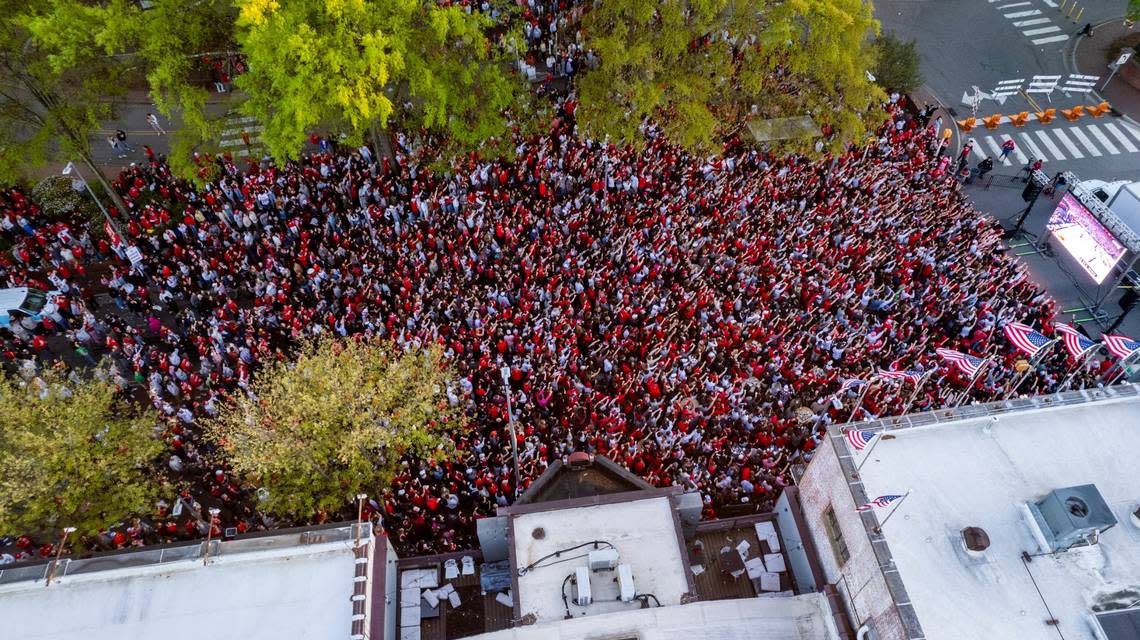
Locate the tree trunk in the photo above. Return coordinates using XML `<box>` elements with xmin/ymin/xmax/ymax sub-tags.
<box><xmin>370</xmin><ymin>121</ymin><xmax>396</xmax><ymax>172</ymax></box>
<box><xmin>79</xmin><ymin>151</ymin><xmax>128</xmax><ymax>217</ymax></box>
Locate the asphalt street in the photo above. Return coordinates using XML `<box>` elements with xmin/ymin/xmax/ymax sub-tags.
<box><xmin>879</xmin><ymin>0</ymin><xmax>1140</xmax><ymax>335</ymax></box>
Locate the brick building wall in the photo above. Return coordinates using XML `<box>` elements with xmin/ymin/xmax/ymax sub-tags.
<box><xmin>797</xmin><ymin>434</ymin><xmax>908</xmax><ymax>640</ymax></box>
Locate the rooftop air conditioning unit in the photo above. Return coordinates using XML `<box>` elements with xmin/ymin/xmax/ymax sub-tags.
<box><xmin>573</xmin><ymin>566</ymin><xmax>592</xmax><ymax>606</ymax></box>
<box><xmin>1027</xmin><ymin>484</ymin><xmax>1118</xmax><ymax>553</ymax></box>
<box><xmin>617</xmin><ymin>564</ymin><xmax>635</xmax><ymax>603</ymax></box>
<box><xmin>588</xmin><ymin>548</ymin><xmax>619</xmax><ymax>571</ymax></box>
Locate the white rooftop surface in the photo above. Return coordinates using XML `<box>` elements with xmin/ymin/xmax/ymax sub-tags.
<box><xmin>513</xmin><ymin>496</ymin><xmax>689</xmax><ymax>623</ymax></box>
<box><xmin>856</xmin><ymin>395</ymin><xmax>1140</xmax><ymax>640</ymax></box>
<box><xmin>0</xmin><ymin>540</ymin><xmax>357</xmax><ymax>640</ymax></box>
<box><xmin>472</xmin><ymin>593</ymin><xmax>838</xmax><ymax>640</ymax></box>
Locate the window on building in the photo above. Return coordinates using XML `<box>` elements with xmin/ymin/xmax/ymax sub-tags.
<box><xmin>823</xmin><ymin>505</ymin><xmax>849</xmax><ymax>567</ymax></box>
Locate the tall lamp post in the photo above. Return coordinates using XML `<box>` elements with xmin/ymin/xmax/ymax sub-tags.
<box><xmin>44</xmin><ymin>526</ymin><xmax>76</xmax><ymax>587</ymax></box>
<box><xmin>62</xmin><ymin>161</ymin><xmax>125</xmax><ymax>242</ymax></box>
<box><xmin>499</xmin><ymin>366</ymin><xmax>522</xmax><ymax>498</ymax></box>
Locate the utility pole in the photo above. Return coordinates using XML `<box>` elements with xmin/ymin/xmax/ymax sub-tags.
<box><xmin>63</xmin><ymin>162</ymin><xmax>125</xmax><ymax>242</ymax></box>
<box><xmin>500</xmin><ymin>366</ymin><xmax>522</xmax><ymax>498</ymax></box>
<box><xmin>44</xmin><ymin>527</ymin><xmax>76</xmax><ymax>587</ymax></box>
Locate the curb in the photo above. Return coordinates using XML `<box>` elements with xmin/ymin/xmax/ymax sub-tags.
<box><xmin>1066</xmin><ymin>17</ymin><xmax>1140</xmax><ymax>128</ymax></box>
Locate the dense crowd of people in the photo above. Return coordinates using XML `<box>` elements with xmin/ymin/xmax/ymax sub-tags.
<box><xmin>0</xmin><ymin>91</ymin><xmax>1123</xmax><ymax>561</ymax></box>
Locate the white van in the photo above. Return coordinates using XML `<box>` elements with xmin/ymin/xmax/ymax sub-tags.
<box><xmin>0</xmin><ymin>287</ymin><xmax>53</xmax><ymax>329</ymax></box>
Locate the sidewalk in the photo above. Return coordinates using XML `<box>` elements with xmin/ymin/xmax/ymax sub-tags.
<box><xmin>1072</xmin><ymin>18</ymin><xmax>1140</xmax><ymax>120</ymax></box>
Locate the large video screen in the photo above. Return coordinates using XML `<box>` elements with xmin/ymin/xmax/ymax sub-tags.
<box><xmin>1045</xmin><ymin>192</ymin><xmax>1128</xmax><ymax>284</ymax></box>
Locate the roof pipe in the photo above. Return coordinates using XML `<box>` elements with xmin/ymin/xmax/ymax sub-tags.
<box><xmin>856</xmin><ymin>624</ymin><xmax>874</xmax><ymax>640</ymax></box>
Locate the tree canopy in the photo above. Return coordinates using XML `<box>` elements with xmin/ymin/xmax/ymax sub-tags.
<box><xmin>232</xmin><ymin>0</ymin><xmax>521</xmax><ymax>164</ymax></box>
<box><xmin>0</xmin><ymin>0</ymin><xmax>127</xmax><ymax>209</ymax></box>
<box><xmin>0</xmin><ymin>367</ymin><xmax>164</xmax><ymax>542</ymax></box>
<box><xmin>576</xmin><ymin>0</ymin><xmax>883</xmax><ymax>155</ymax></box>
<box><xmin>204</xmin><ymin>339</ymin><xmax>463</xmax><ymax>521</ymax></box>
<box><xmin>873</xmin><ymin>33</ymin><xmax>924</xmax><ymax>94</ymax></box>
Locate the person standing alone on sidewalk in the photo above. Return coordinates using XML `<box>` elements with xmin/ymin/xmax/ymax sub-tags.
<box><xmin>146</xmin><ymin>112</ymin><xmax>166</xmax><ymax>135</ymax></box>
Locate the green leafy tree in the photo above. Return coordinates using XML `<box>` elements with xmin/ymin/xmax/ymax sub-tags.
<box><xmin>0</xmin><ymin>367</ymin><xmax>164</xmax><ymax>543</ymax></box>
<box><xmin>24</xmin><ymin>0</ymin><xmax>240</xmax><ymax>182</ymax></box>
<box><xmin>873</xmin><ymin>33</ymin><xmax>923</xmax><ymax>94</ymax></box>
<box><xmin>233</xmin><ymin>0</ymin><xmax>522</xmax><ymax>165</ymax></box>
<box><xmin>118</xmin><ymin>0</ymin><xmax>240</xmax><ymax>181</ymax></box>
<box><xmin>577</xmin><ymin>0</ymin><xmax>883</xmax><ymax>154</ymax></box>
<box><xmin>0</xmin><ymin>0</ymin><xmax>129</xmax><ymax>213</ymax></box>
<box><xmin>205</xmin><ymin>339</ymin><xmax>464</xmax><ymax>521</ymax></box>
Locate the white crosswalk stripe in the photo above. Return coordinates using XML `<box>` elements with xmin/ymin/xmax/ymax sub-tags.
<box><xmin>1101</xmin><ymin>122</ymin><xmax>1138</xmax><ymax>153</ymax></box>
<box><xmin>1034</xmin><ymin>130</ymin><xmax>1066</xmax><ymax>160</ymax></box>
<box><xmin>970</xmin><ymin>122</ymin><xmax>1140</xmax><ymax>165</ymax></box>
<box><xmin>1017</xmin><ymin>132</ymin><xmax>1047</xmax><ymax>162</ymax></box>
<box><xmin>1084</xmin><ymin>124</ymin><xmax>1120</xmax><ymax>154</ymax></box>
<box><xmin>1120</xmin><ymin>121</ymin><xmax>1140</xmax><ymax>144</ymax></box>
<box><xmin>999</xmin><ymin>134</ymin><xmax>1029</xmax><ymax>164</ymax></box>
<box><xmin>991</xmin><ymin>0</ymin><xmax>1068</xmax><ymax>46</ymax></box>
<box><xmin>1050</xmin><ymin>128</ymin><xmax>1084</xmax><ymax>158</ymax></box>
<box><xmin>218</xmin><ymin>114</ymin><xmax>265</xmax><ymax>157</ymax></box>
<box><xmin>1068</xmin><ymin>127</ymin><xmax>1103</xmax><ymax>156</ymax></box>
<box><xmin>984</xmin><ymin>136</ymin><xmax>1010</xmax><ymax>165</ymax></box>
<box><xmin>971</xmin><ymin>141</ymin><xmax>987</xmax><ymax>160</ymax></box>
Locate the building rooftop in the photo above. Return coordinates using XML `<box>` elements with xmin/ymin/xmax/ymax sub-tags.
<box><xmin>511</xmin><ymin>494</ymin><xmax>690</xmax><ymax>623</ymax></box>
<box><xmin>396</xmin><ymin>455</ymin><xmax>831</xmax><ymax>640</ymax></box>
<box><xmin>847</xmin><ymin>391</ymin><xmax>1140</xmax><ymax>640</ymax></box>
<box><xmin>468</xmin><ymin>594</ymin><xmax>838</xmax><ymax>640</ymax></box>
<box><xmin>512</xmin><ymin>454</ymin><xmax>653</xmax><ymax>506</ymax></box>
<box><xmin>0</xmin><ymin>523</ymin><xmax>376</xmax><ymax>640</ymax></box>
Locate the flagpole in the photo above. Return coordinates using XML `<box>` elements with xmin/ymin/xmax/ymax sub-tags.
<box><xmin>848</xmin><ymin>378</ymin><xmax>876</xmax><ymax>422</ymax></box>
<box><xmin>901</xmin><ymin>370</ymin><xmax>933</xmax><ymax>415</ymax></box>
<box><xmin>1059</xmin><ymin>346</ymin><xmax>1098</xmax><ymax>392</ymax></box>
<box><xmin>951</xmin><ymin>357</ymin><xmax>992</xmax><ymax>408</ymax></box>
<box><xmin>1107</xmin><ymin>349</ymin><xmax>1139</xmax><ymax>385</ymax></box>
<box><xmin>1003</xmin><ymin>338</ymin><xmax>1059</xmax><ymax>400</ymax></box>
<box><xmin>854</xmin><ymin>429</ymin><xmax>885</xmax><ymax>472</ymax></box>
<box><xmin>872</xmin><ymin>490</ymin><xmax>912</xmax><ymax>534</ymax></box>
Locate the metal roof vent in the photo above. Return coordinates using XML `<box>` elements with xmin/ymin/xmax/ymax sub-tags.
<box><xmin>962</xmin><ymin>527</ymin><xmax>991</xmax><ymax>553</ymax></box>
<box><xmin>1027</xmin><ymin>484</ymin><xmax>1118</xmax><ymax>553</ymax></box>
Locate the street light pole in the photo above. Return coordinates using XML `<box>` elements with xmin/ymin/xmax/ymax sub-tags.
<box><xmin>500</xmin><ymin>366</ymin><xmax>522</xmax><ymax>498</ymax></box>
<box><xmin>44</xmin><ymin>527</ymin><xmax>76</xmax><ymax>587</ymax></box>
<box><xmin>202</xmin><ymin>507</ymin><xmax>221</xmax><ymax>565</ymax></box>
<box><xmin>62</xmin><ymin>161</ymin><xmax>125</xmax><ymax>242</ymax></box>
<box><xmin>354</xmin><ymin>493</ymin><xmax>368</xmax><ymax>548</ymax></box>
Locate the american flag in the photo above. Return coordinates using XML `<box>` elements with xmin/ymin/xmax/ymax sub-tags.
<box><xmin>1054</xmin><ymin>324</ymin><xmax>1099</xmax><ymax>359</ymax></box>
<box><xmin>839</xmin><ymin>378</ymin><xmax>868</xmax><ymax>392</ymax></box>
<box><xmin>877</xmin><ymin>369</ymin><xmax>924</xmax><ymax>384</ymax></box>
<box><xmin>1103</xmin><ymin>334</ymin><xmax>1140</xmax><ymax>359</ymax></box>
<box><xmin>936</xmin><ymin>348</ymin><xmax>986</xmax><ymax>377</ymax></box>
<box><xmin>856</xmin><ymin>494</ymin><xmax>905</xmax><ymax>512</ymax></box>
<box><xmin>845</xmin><ymin>429</ymin><xmax>877</xmax><ymax>451</ymax></box>
<box><xmin>1003</xmin><ymin>322</ymin><xmax>1053</xmax><ymax>358</ymax></box>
